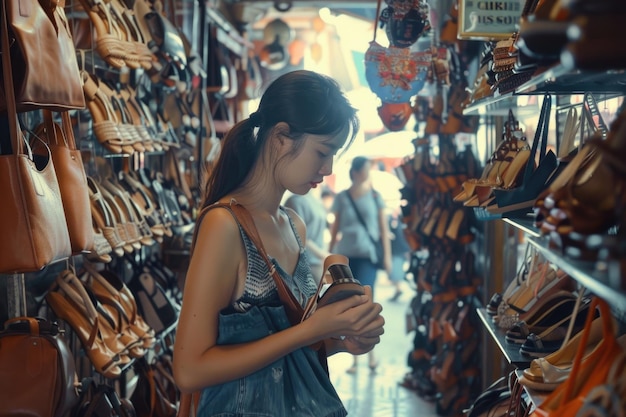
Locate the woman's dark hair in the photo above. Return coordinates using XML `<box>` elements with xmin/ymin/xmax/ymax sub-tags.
<box><xmin>202</xmin><ymin>70</ymin><xmax>359</xmax><ymax>207</ymax></box>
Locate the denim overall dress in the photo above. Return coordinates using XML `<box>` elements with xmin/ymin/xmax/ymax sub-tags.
<box><xmin>196</xmin><ymin>207</ymin><xmax>347</xmax><ymax>417</ymax></box>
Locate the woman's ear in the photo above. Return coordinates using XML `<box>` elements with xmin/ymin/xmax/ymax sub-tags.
<box><xmin>272</xmin><ymin>122</ymin><xmax>292</xmax><ymax>145</ymax></box>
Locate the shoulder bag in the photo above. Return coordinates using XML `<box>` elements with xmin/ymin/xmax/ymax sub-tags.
<box><xmin>0</xmin><ymin>0</ymin><xmax>84</xmax><ymax>112</ymax></box>
<box><xmin>33</xmin><ymin>111</ymin><xmax>94</xmax><ymax>255</ymax></box>
<box><xmin>0</xmin><ymin>316</ymin><xmax>79</xmax><ymax>417</ymax></box>
<box><xmin>346</xmin><ymin>191</ymin><xmax>385</xmax><ymax>270</ymax></box>
<box><xmin>0</xmin><ymin>0</ymin><xmax>72</xmax><ymax>274</ymax></box>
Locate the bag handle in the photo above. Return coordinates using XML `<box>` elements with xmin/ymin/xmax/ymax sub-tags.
<box><xmin>346</xmin><ymin>191</ymin><xmax>380</xmax><ymax>250</ymax></box>
<box><xmin>41</xmin><ymin>110</ymin><xmax>77</xmax><ymax>149</ymax></box>
<box><xmin>1</xmin><ymin>1</ymin><xmax>23</xmax><ymax>156</ymax></box>
<box><xmin>559</xmin><ymin>297</ymin><xmax>615</xmax><ymax>405</ymax></box>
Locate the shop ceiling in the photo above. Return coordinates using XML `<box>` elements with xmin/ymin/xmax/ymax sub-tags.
<box><xmin>219</xmin><ymin>0</ymin><xmax>379</xmax><ymax>31</ymax></box>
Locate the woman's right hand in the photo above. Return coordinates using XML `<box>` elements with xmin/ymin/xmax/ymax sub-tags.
<box><xmin>307</xmin><ymin>285</ymin><xmax>385</xmax><ymax>343</ymax></box>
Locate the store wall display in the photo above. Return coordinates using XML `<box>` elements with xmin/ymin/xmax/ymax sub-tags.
<box><xmin>460</xmin><ymin>0</ymin><xmax>626</xmax><ymax>414</ymax></box>
<box><xmin>1</xmin><ymin>0</ymin><xmax>232</xmax><ymax>414</ymax></box>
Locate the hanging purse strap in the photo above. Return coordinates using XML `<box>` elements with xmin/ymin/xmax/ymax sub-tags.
<box><xmin>346</xmin><ymin>191</ymin><xmax>379</xmax><ymax>250</ymax></box>
<box><xmin>520</xmin><ymin>94</ymin><xmax>551</xmax><ymax>183</ymax></box>
<box><xmin>1</xmin><ymin>1</ymin><xmax>22</xmax><ymax>156</ymax></box>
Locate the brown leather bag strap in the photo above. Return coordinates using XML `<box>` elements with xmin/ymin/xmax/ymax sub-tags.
<box><xmin>192</xmin><ymin>201</ymin><xmax>304</xmax><ymax>324</ymax></box>
<box><xmin>1</xmin><ymin>1</ymin><xmax>21</xmax><ymax>155</ymax></box>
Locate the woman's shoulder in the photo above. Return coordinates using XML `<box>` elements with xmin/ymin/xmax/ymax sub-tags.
<box><xmin>196</xmin><ymin>203</ymin><xmax>242</xmax><ymax>240</ymax></box>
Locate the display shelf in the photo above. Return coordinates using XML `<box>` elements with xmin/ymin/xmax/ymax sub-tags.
<box><xmin>476</xmin><ymin>308</ymin><xmax>531</xmax><ymax>368</ymax></box>
<box><xmin>503</xmin><ymin>217</ymin><xmax>541</xmax><ymax>239</ymax></box>
<box><xmin>463</xmin><ymin>66</ymin><xmax>626</xmax><ymax>116</ymax></box>
<box><xmin>516</xmin><ymin>64</ymin><xmax>626</xmax><ymax>95</ymax></box>
<box><xmin>526</xmin><ymin>236</ymin><xmax>626</xmax><ymax>313</ymax></box>
<box><xmin>462</xmin><ymin>94</ymin><xmax>540</xmax><ymax>116</ymax></box>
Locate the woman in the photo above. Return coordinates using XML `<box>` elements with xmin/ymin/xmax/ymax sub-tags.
<box><xmin>328</xmin><ymin>156</ymin><xmax>392</xmax><ymax>373</ymax></box>
<box><xmin>173</xmin><ymin>70</ymin><xmax>385</xmax><ymax>416</ymax></box>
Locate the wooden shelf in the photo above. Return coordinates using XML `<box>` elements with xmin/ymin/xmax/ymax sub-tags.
<box><xmin>476</xmin><ymin>308</ymin><xmax>531</xmax><ymax>369</ymax></box>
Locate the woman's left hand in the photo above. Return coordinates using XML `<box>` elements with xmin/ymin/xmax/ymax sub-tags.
<box><xmin>339</xmin><ymin>285</ymin><xmax>385</xmax><ymax>355</ymax></box>
<box><xmin>342</xmin><ymin>332</ymin><xmax>383</xmax><ymax>355</ymax></box>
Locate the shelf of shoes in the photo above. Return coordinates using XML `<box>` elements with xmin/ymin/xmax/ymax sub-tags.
<box><xmin>463</xmin><ymin>65</ymin><xmax>626</xmax><ymax>116</ymax></box>
<box><xmin>462</xmin><ymin>93</ymin><xmax>540</xmax><ymax>116</ymax></box>
<box><xmin>515</xmin><ymin>64</ymin><xmax>626</xmax><ymax>95</ymax></box>
<box><xmin>476</xmin><ymin>308</ymin><xmax>532</xmax><ymax>368</ymax></box>
<box><xmin>525</xmin><ymin>236</ymin><xmax>626</xmax><ymax>314</ymax></box>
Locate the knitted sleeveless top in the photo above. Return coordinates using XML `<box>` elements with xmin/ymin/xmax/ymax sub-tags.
<box><xmin>231</xmin><ymin>206</ymin><xmax>318</xmax><ymax>313</ymax></box>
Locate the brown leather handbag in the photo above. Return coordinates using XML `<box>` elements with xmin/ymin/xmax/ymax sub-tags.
<box><xmin>33</xmin><ymin>111</ymin><xmax>94</xmax><ymax>255</ymax></box>
<box><xmin>0</xmin><ymin>0</ymin><xmax>85</xmax><ymax>112</ymax></box>
<box><xmin>0</xmin><ymin>317</ymin><xmax>79</xmax><ymax>417</ymax></box>
<box><xmin>0</xmin><ymin>1</ymin><xmax>72</xmax><ymax>274</ymax></box>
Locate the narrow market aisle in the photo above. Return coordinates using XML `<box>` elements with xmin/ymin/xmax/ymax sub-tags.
<box><xmin>328</xmin><ymin>276</ymin><xmax>438</xmax><ymax>417</ymax></box>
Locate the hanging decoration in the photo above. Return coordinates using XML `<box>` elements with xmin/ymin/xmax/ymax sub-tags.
<box><xmin>378</xmin><ymin>102</ymin><xmax>414</xmax><ymax>131</ymax></box>
<box><xmin>259</xmin><ymin>18</ymin><xmax>293</xmax><ymax>70</ymax></box>
<box><xmin>380</xmin><ymin>0</ymin><xmax>431</xmax><ymax>48</ymax></box>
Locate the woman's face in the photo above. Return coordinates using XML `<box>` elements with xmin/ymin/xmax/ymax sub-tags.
<box><xmin>279</xmin><ymin>130</ymin><xmax>348</xmax><ymax>195</ymax></box>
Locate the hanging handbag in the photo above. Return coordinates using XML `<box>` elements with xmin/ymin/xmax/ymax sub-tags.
<box><xmin>0</xmin><ymin>0</ymin><xmax>84</xmax><ymax>112</ymax></box>
<box><xmin>531</xmin><ymin>297</ymin><xmax>621</xmax><ymax>417</ymax></box>
<box><xmin>33</xmin><ymin>111</ymin><xmax>94</xmax><ymax>255</ymax></box>
<box><xmin>0</xmin><ymin>1</ymin><xmax>72</xmax><ymax>274</ymax></box>
<box><xmin>131</xmin><ymin>357</ymin><xmax>177</xmax><ymax>417</ymax></box>
<box><xmin>346</xmin><ymin>191</ymin><xmax>386</xmax><ymax>270</ymax></box>
<box><xmin>0</xmin><ymin>316</ymin><xmax>79</xmax><ymax>417</ymax></box>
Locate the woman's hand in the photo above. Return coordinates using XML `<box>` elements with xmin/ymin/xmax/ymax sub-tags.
<box><xmin>307</xmin><ymin>285</ymin><xmax>385</xmax><ymax>348</ymax></box>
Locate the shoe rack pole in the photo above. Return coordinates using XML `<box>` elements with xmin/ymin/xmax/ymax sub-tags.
<box><xmin>5</xmin><ymin>273</ymin><xmax>27</xmax><ymax>318</ymax></box>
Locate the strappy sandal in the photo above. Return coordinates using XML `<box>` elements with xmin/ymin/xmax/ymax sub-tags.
<box><xmin>101</xmin><ymin>176</ymin><xmax>156</xmax><ymax>247</ymax></box>
<box><xmin>109</xmin><ymin>0</ymin><xmax>154</xmax><ymax>70</ymax></box>
<box><xmin>119</xmin><ymin>171</ymin><xmax>167</xmax><ymax>240</ymax></box>
<box><xmin>98</xmin><ymin>183</ymin><xmax>142</xmax><ymax>253</ymax></box>
<box><xmin>46</xmin><ymin>270</ymin><xmax>123</xmax><ymax>379</ymax></box>
<box><xmin>88</xmin><ymin>176</ymin><xmax>128</xmax><ymax>257</ymax></box>
<box><xmin>84</xmin><ymin>262</ymin><xmax>156</xmax><ymax>348</ymax></box>
<box><xmin>77</xmin><ymin>0</ymin><xmax>133</xmax><ymax>68</ymax></box>
<box><xmin>81</xmin><ymin>71</ymin><xmax>135</xmax><ymax>155</ymax></box>
<box><xmin>97</xmin><ymin>80</ymin><xmax>147</xmax><ymax>153</ymax></box>
<box><xmin>119</xmin><ymin>86</ymin><xmax>156</xmax><ymax>152</ymax></box>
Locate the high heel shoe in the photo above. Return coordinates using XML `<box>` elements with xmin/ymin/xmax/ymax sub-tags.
<box><xmin>519</xmin><ymin>316</ymin><xmax>606</xmax><ymax>391</ymax></box>
<box><xmin>46</xmin><ymin>270</ymin><xmax>122</xmax><ymax>379</ymax></box>
<box><xmin>83</xmin><ymin>262</ymin><xmax>155</xmax><ymax>348</ymax></box>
